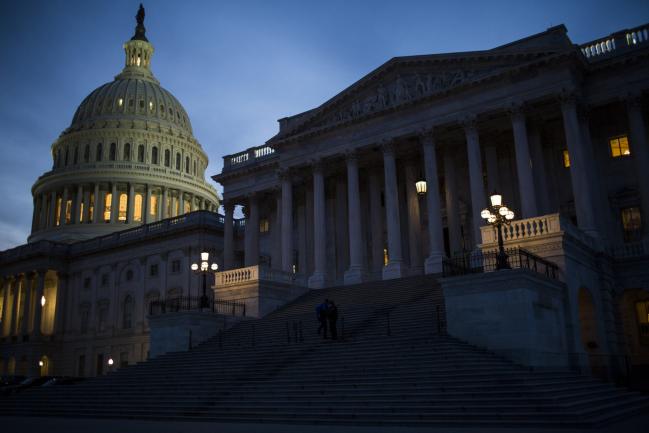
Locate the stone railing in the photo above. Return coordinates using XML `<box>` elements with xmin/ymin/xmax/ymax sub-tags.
<box><xmin>608</xmin><ymin>239</ymin><xmax>649</xmax><ymax>260</ymax></box>
<box><xmin>222</xmin><ymin>144</ymin><xmax>277</xmax><ymax>171</ymax></box>
<box><xmin>480</xmin><ymin>213</ymin><xmax>563</xmax><ymax>244</ymax></box>
<box><xmin>580</xmin><ymin>23</ymin><xmax>649</xmax><ymax>61</ymax></box>
<box><xmin>215</xmin><ymin>265</ymin><xmax>307</xmax><ymax>287</ymax></box>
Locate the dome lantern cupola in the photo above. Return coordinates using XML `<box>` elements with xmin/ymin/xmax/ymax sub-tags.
<box><xmin>115</xmin><ymin>4</ymin><xmax>158</xmax><ymax>84</ymax></box>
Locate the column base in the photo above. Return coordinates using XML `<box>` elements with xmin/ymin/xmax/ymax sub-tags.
<box><xmin>424</xmin><ymin>253</ymin><xmax>444</xmax><ymax>274</ymax></box>
<box><xmin>343</xmin><ymin>266</ymin><xmax>365</xmax><ymax>285</ymax></box>
<box><xmin>382</xmin><ymin>261</ymin><xmax>403</xmax><ymax>280</ymax></box>
<box><xmin>308</xmin><ymin>272</ymin><xmax>327</xmax><ymax>289</ymax></box>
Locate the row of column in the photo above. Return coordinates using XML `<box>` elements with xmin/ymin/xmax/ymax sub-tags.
<box><xmin>32</xmin><ymin>183</ymin><xmax>218</xmax><ymax>232</ymax></box>
<box><xmin>221</xmin><ymin>96</ymin><xmax>649</xmax><ymax>286</ymax></box>
<box><xmin>0</xmin><ymin>272</ymin><xmax>46</xmax><ymax>338</ymax></box>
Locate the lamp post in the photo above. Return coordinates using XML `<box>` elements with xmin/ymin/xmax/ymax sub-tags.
<box><xmin>191</xmin><ymin>251</ymin><xmax>218</xmax><ymax>309</ymax></box>
<box><xmin>480</xmin><ymin>192</ymin><xmax>515</xmax><ymax>270</ymax></box>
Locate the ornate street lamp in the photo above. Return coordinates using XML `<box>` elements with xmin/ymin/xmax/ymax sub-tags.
<box><xmin>191</xmin><ymin>251</ymin><xmax>218</xmax><ymax>309</ymax></box>
<box><xmin>481</xmin><ymin>191</ymin><xmax>515</xmax><ymax>270</ymax></box>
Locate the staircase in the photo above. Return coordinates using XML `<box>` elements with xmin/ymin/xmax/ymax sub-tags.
<box><xmin>1</xmin><ymin>275</ymin><xmax>647</xmax><ymax>428</ymax></box>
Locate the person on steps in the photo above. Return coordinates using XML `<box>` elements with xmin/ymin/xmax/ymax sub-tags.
<box><xmin>316</xmin><ymin>299</ymin><xmax>329</xmax><ymax>339</ymax></box>
<box><xmin>327</xmin><ymin>300</ymin><xmax>338</xmax><ymax>340</ymax></box>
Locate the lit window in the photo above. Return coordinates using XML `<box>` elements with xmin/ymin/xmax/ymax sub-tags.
<box><xmin>118</xmin><ymin>193</ymin><xmax>128</xmax><ymax>222</ymax></box>
<box><xmin>149</xmin><ymin>101</ymin><xmax>153</xmax><ymax>112</ymax></box>
<box><xmin>55</xmin><ymin>197</ymin><xmax>62</xmax><ymax>226</ymax></box>
<box><xmin>184</xmin><ymin>200</ymin><xmax>191</xmax><ymax>214</ymax></box>
<box><xmin>610</xmin><ymin>135</ymin><xmax>631</xmax><ymax>158</ymax></box>
<box><xmin>621</xmin><ymin>207</ymin><xmax>642</xmax><ymax>242</ymax></box>
<box><xmin>104</xmin><ymin>193</ymin><xmax>112</xmax><ymax>222</ymax></box>
<box><xmin>118</xmin><ymin>98</ymin><xmax>123</xmax><ymax>107</ymax></box>
<box><xmin>150</xmin><ymin>195</ymin><xmax>158</xmax><ymax>217</ymax></box>
<box><xmin>562</xmin><ymin>150</ymin><xmax>570</xmax><ymax>168</ymax></box>
<box><xmin>383</xmin><ymin>248</ymin><xmax>389</xmax><ymax>267</ymax></box>
<box><xmin>134</xmin><ymin>193</ymin><xmax>143</xmax><ymax>222</ymax></box>
<box><xmin>635</xmin><ymin>301</ymin><xmax>649</xmax><ymax>342</ymax></box>
<box><xmin>79</xmin><ymin>202</ymin><xmax>84</xmax><ymax>222</ymax></box>
<box><xmin>65</xmin><ymin>199</ymin><xmax>72</xmax><ymax>224</ymax></box>
<box><xmin>259</xmin><ymin>219</ymin><xmax>270</xmax><ymax>233</ymax></box>
<box><xmin>89</xmin><ymin>193</ymin><xmax>95</xmax><ymax>223</ymax></box>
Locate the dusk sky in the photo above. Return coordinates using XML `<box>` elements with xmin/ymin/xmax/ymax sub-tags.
<box><xmin>1</xmin><ymin>0</ymin><xmax>648</xmax><ymax>250</ymax></box>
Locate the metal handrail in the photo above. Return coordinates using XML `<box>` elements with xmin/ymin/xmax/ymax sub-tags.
<box><xmin>148</xmin><ymin>296</ymin><xmax>246</xmax><ymax>317</ymax></box>
<box><xmin>442</xmin><ymin>247</ymin><xmax>559</xmax><ymax>279</ymax></box>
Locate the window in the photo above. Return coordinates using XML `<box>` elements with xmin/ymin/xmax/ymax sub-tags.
<box><xmin>104</xmin><ymin>193</ymin><xmax>112</xmax><ymax>222</ymax></box>
<box><xmin>55</xmin><ymin>197</ymin><xmax>62</xmax><ymax>226</ymax></box>
<box><xmin>101</xmin><ymin>274</ymin><xmax>109</xmax><ymax>287</ymax></box>
<box><xmin>138</xmin><ymin>145</ymin><xmax>145</xmax><ymax>163</ymax></box>
<box><xmin>78</xmin><ymin>355</ymin><xmax>86</xmax><ymax>377</ymax></box>
<box><xmin>123</xmin><ymin>143</ymin><xmax>131</xmax><ymax>161</ymax></box>
<box><xmin>184</xmin><ymin>198</ymin><xmax>191</xmax><ymax>214</ymax></box>
<box><xmin>171</xmin><ymin>260</ymin><xmax>181</xmax><ymax>273</ymax></box>
<box><xmin>139</xmin><ymin>100</ymin><xmax>145</xmax><ymax>110</ymax></box>
<box><xmin>129</xmin><ymin>98</ymin><xmax>134</xmax><ymax>107</ymax></box>
<box><xmin>84</xmin><ymin>144</ymin><xmax>90</xmax><ymax>162</ymax></box>
<box><xmin>636</xmin><ymin>301</ymin><xmax>649</xmax><ymax>343</ymax></box>
<box><xmin>89</xmin><ymin>193</ymin><xmax>95</xmax><ymax>222</ymax></box>
<box><xmin>175</xmin><ymin>153</ymin><xmax>181</xmax><ymax>170</ymax></box>
<box><xmin>152</xmin><ymin>146</ymin><xmax>159</xmax><ymax>164</ymax></box>
<box><xmin>118</xmin><ymin>193</ymin><xmax>127</xmax><ymax>222</ymax></box>
<box><xmin>73</xmin><ymin>146</ymin><xmax>78</xmax><ymax>165</ymax></box>
<box><xmin>118</xmin><ymin>98</ymin><xmax>123</xmax><ymax>107</ymax></box>
<box><xmin>96</xmin><ymin>143</ymin><xmax>103</xmax><ymax>161</ymax></box>
<box><xmin>98</xmin><ymin>306</ymin><xmax>108</xmax><ymax>333</ymax></box>
<box><xmin>193</xmin><ymin>160</ymin><xmax>197</xmax><ymax>175</ymax></box>
<box><xmin>621</xmin><ymin>207</ymin><xmax>642</xmax><ymax>242</ymax></box>
<box><xmin>185</xmin><ymin>156</ymin><xmax>190</xmax><ymax>173</ymax></box>
<box><xmin>79</xmin><ymin>202</ymin><xmax>84</xmax><ymax>222</ymax></box>
<box><xmin>150</xmin><ymin>194</ymin><xmax>158</xmax><ymax>218</ymax></box>
<box><xmin>259</xmin><ymin>218</ymin><xmax>270</xmax><ymax>233</ymax></box>
<box><xmin>83</xmin><ymin>277</ymin><xmax>91</xmax><ymax>289</ymax></box>
<box><xmin>134</xmin><ymin>193</ymin><xmax>143</xmax><ymax>222</ymax></box>
<box><xmin>80</xmin><ymin>309</ymin><xmax>89</xmax><ymax>334</ymax></box>
<box><xmin>109</xmin><ymin>143</ymin><xmax>116</xmax><ymax>161</ymax></box>
<box><xmin>126</xmin><ymin>270</ymin><xmax>134</xmax><ymax>281</ymax></box>
<box><xmin>610</xmin><ymin>135</ymin><xmax>631</xmax><ymax>158</ymax></box>
<box><xmin>562</xmin><ymin>150</ymin><xmax>570</xmax><ymax>168</ymax></box>
<box><xmin>149</xmin><ymin>101</ymin><xmax>154</xmax><ymax>112</ymax></box>
<box><xmin>123</xmin><ymin>296</ymin><xmax>133</xmax><ymax>329</ymax></box>
<box><xmin>64</xmin><ymin>147</ymin><xmax>69</xmax><ymax>166</ymax></box>
<box><xmin>65</xmin><ymin>199</ymin><xmax>72</xmax><ymax>224</ymax></box>
<box><xmin>149</xmin><ymin>264</ymin><xmax>159</xmax><ymax>277</ymax></box>
<box><xmin>164</xmin><ymin>149</ymin><xmax>170</xmax><ymax>167</ymax></box>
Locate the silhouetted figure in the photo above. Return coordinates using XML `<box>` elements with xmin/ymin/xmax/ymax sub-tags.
<box><xmin>316</xmin><ymin>299</ymin><xmax>329</xmax><ymax>339</ymax></box>
<box><xmin>327</xmin><ymin>300</ymin><xmax>338</xmax><ymax>340</ymax></box>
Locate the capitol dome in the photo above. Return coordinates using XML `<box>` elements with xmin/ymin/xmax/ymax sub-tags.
<box><xmin>29</xmin><ymin>8</ymin><xmax>220</xmax><ymax>243</ymax></box>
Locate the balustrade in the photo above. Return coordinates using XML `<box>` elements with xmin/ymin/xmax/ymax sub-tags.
<box><xmin>580</xmin><ymin>24</ymin><xmax>648</xmax><ymax>60</ymax></box>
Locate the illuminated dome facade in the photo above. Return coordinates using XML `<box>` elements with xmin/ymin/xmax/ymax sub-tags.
<box><xmin>29</xmin><ymin>10</ymin><xmax>220</xmax><ymax>243</ymax></box>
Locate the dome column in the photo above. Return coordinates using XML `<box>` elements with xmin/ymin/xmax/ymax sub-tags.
<box><xmin>82</xmin><ymin>189</ymin><xmax>91</xmax><ymax>223</ymax></box>
<box><xmin>145</xmin><ymin>185</ymin><xmax>152</xmax><ymax>224</ymax></box>
<box><xmin>127</xmin><ymin>183</ymin><xmax>135</xmax><ymax>223</ymax></box>
<box><xmin>179</xmin><ymin>192</ymin><xmax>185</xmax><ymax>215</ymax></box>
<box><xmin>59</xmin><ymin>186</ymin><xmax>69</xmax><ymax>225</ymax></box>
<box><xmin>39</xmin><ymin>192</ymin><xmax>47</xmax><ymax>230</ymax></box>
<box><xmin>48</xmin><ymin>191</ymin><xmax>57</xmax><ymax>228</ymax></box>
<box><xmin>110</xmin><ymin>183</ymin><xmax>118</xmax><ymax>223</ymax></box>
<box><xmin>74</xmin><ymin>184</ymin><xmax>83</xmax><ymax>224</ymax></box>
<box><xmin>93</xmin><ymin>183</ymin><xmax>101</xmax><ymax>223</ymax></box>
<box><xmin>161</xmin><ymin>187</ymin><xmax>169</xmax><ymax>219</ymax></box>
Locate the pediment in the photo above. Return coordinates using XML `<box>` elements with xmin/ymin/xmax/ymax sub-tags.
<box><xmin>271</xmin><ymin>27</ymin><xmax>574</xmax><ymax>143</ymax></box>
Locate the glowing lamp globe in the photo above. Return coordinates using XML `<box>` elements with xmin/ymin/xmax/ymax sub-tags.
<box><xmin>191</xmin><ymin>263</ymin><xmax>198</xmax><ymax>271</ymax></box>
<box><xmin>41</xmin><ymin>295</ymin><xmax>46</xmax><ymax>307</ymax></box>
<box><xmin>490</xmin><ymin>193</ymin><xmax>502</xmax><ymax>207</ymax></box>
<box><xmin>211</xmin><ymin>263</ymin><xmax>218</xmax><ymax>271</ymax></box>
<box><xmin>498</xmin><ymin>206</ymin><xmax>509</xmax><ymax>216</ymax></box>
<box><xmin>415</xmin><ymin>180</ymin><xmax>427</xmax><ymax>195</ymax></box>
<box><xmin>480</xmin><ymin>209</ymin><xmax>491</xmax><ymax>220</ymax></box>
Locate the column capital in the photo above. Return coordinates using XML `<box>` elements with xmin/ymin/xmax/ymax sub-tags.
<box><xmin>276</xmin><ymin>167</ymin><xmax>292</xmax><ymax>181</ymax></box>
<box><xmin>506</xmin><ymin>100</ymin><xmax>527</xmax><ymax>120</ymax></box>
<box><xmin>380</xmin><ymin>138</ymin><xmax>396</xmax><ymax>155</ymax></box>
<box><xmin>558</xmin><ymin>88</ymin><xmax>582</xmax><ymax>109</ymax></box>
<box><xmin>623</xmin><ymin>92</ymin><xmax>644</xmax><ymax>110</ymax></box>
<box><xmin>223</xmin><ymin>199</ymin><xmax>236</xmax><ymax>212</ymax></box>
<box><xmin>309</xmin><ymin>158</ymin><xmax>325</xmax><ymax>173</ymax></box>
<box><xmin>460</xmin><ymin>113</ymin><xmax>478</xmax><ymax>132</ymax></box>
<box><xmin>344</xmin><ymin>149</ymin><xmax>359</xmax><ymax>163</ymax></box>
<box><xmin>418</xmin><ymin>127</ymin><xmax>436</xmax><ymax>147</ymax></box>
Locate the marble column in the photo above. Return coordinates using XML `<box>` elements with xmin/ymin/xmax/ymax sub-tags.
<box><xmin>280</xmin><ymin>171</ymin><xmax>294</xmax><ymax>273</ymax></box>
<box><xmin>463</xmin><ymin>117</ymin><xmax>487</xmax><ymax>248</ymax></box>
<box><xmin>189</xmin><ymin>194</ymin><xmax>196</xmax><ymax>212</ymax></box>
<box><xmin>272</xmin><ymin>192</ymin><xmax>282</xmax><ymax>270</ymax></box>
<box><xmin>145</xmin><ymin>185</ymin><xmax>152</xmax><ymax>224</ymax></box>
<box><xmin>421</xmin><ymin>132</ymin><xmax>445</xmax><ymax>273</ymax></box>
<box><xmin>32</xmin><ymin>195</ymin><xmax>41</xmax><ymax>232</ymax></box>
<box><xmin>110</xmin><ymin>183</ymin><xmax>118</xmax><ymax>223</ymax></box>
<box><xmin>1</xmin><ymin>279</ymin><xmax>10</xmax><ymax>336</ymax></box>
<box><xmin>627</xmin><ymin>95</ymin><xmax>649</xmax><ymax>239</ymax></box>
<box><xmin>529</xmin><ymin>121</ymin><xmax>551</xmax><ymax>215</ymax></box>
<box><xmin>484</xmin><ymin>146</ymin><xmax>500</xmax><ymax>194</ymax></box>
<box><xmin>60</xmin><ymin>186</ymin><xmax>69</xmax><ymax>225</ymax></box>
<box><xmin>510</xmin><ymin>105</ymin><xmax>538</xmax><ymax>218</ymax></box>
<box><xmin>74</xmin><ymin>184</ymin><xmax>83</xmax><ymax>224</ymax></box>
<box><xmin>82</xmin><ymin>189</ymin><xmax>91</xmax><ymax>223</ymax></box>
<box><xmin>444</xmin><ymin>152</ymin><xmax>462</xmax><ymax>256</ymax></box>
<box><xmin>39</xmin><ymin>192</ymin><xmax>47</xmax><ymax>230</ymax></box>
<box><xmin>179</xmin><ymin>191</ymin><xmax>185</xmax><ymax>215</ymax></box>
<box><xmin>127</xmin><ymin>183</ymin><xmax>135</xmax><ymax>223</ymax></box>
<box><xmin>560</xmin><ymin>96</ymin><xmax>598</xmax><ymax>237</ymax></box>
<box><xmin>49</xmin><ymin>191</ymin><xmax>57</xmax><ymax>228</ymax></box>
<box><xmin>404</xmin><ymin>161</ymin><xmax>423</xmax><ymax>273</ymax></box>
<box><xmin>93</xmin><ymin>183</ymin><xmax>101</xmax><ymax>223</ymax></box>
<box><xmin>223</xmin><ymin>201</ymin><xmax>235</xmax><ymax>270</ymax></box>
<box><xmin>308</xmin><ymin>161</ymin><xmax>327</xmax><ymax>288</ymax></box>
<box><xmin>53</xmin><ymin>273</ymin><xmax>67</xmax><ymax>336</ymax></box>
<box><xmin>344</xmin><ymin>152</ymin><xmax>365</xmax><ymax>284</ymax></box>
<box><xmin>244</xmin><ymin>193</ymin><xmax>259</xmax><ymax>267</ymax></box>
<box><xmin>382</xmin><ymin>141</ymin><xmax>403</xmax><ymax>279</ymax></box>
<box><xmin>19</xmin><ymin>275</ymin><xmax>31</xmax><ymax>336</ymax></box>
<box><xmin>31</xmin><ymin>272</ymin><xmax>45</xmax><ymax>337</ymax></box>
<box><xmin>161</xmin><ymin>187</ymin><xmax>169</xmax><ymax>219</ymax></box>
<box><xmin>368</xmin><ymin>171</ymin><xmax>384</xmax><ymax>274</ymax></box>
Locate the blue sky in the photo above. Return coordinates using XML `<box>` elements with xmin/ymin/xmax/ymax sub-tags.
<box><xmin>0</xmin><ymin>0</ymin><xmax>648</xmax><ymax>249</ymax></box>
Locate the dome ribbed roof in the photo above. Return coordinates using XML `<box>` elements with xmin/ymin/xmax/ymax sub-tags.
<box><xmin>70</xmin><ymin>78</ymin><xmax>193</xmax><ymax>134</ymax></box>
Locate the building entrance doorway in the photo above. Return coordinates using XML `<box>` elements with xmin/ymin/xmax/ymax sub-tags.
<box><xmin>618</xmin><ymin>288</ymin><xmax>649</xmax><ymax>391</ymax></box>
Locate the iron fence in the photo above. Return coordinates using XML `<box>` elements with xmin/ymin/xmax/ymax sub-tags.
<box><xmin>442</xmin><ymin>247</ymin><xmax>559</xmax><ymax>280</ymax></box>
<box><xmin>148</xmin><ymin>296</ymin><xmax>246</xmax><ymax>317</ymax></box>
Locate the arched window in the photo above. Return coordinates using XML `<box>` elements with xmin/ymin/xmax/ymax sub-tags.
<box><xmin>118</xmin><ymin>193</ymin><xmax>127</xmax><ymax>222</ymax></box>
<box><xmin>193</xmin><ymin>160</ymin><xmax>197</xmax><ymax>175</ymax></box>
<box><xmin>185</xmin><ymin>156</ymin><xmax>190</xmax><ymax>173</ymax></box>
<box><xmin>123</xmin><ymin>143</ymin><xmax>131</xmax><ymax>161</ymax></box>
<box><xmin>84</xmin><ymin>144</ymin><xmax>90</xmax><ymax>162</ymax></box>
<box><xmin>175</xmin><ymin>153</ymin><xmax>181</xmax><ymax>170</ymax></box>
<box><xmin>134</xmin><ymin>193</ymin><xmax>143</xmax><ymax>222</ymax></box>
<box><xmin>137</xmin><ymin>145</ymin><xmax>145</xmax><ymax>163</ymax></box>
<box><xmin>97</xmin><ymin>305</ymin><xmax>108</xmax><ymax>333</ymax></box>
<box><xmin>152</xmin><ymin>146</ymin><xmax>158</xmax><ymax>164</ymax></box>
<box><xmin>109</xmin><ymin>143</ymin><xmax>116</xmax><ymax>161</ymax></box>
<box><xmin>123</xmin><ymin>296</ymin><xmax>133</xmax><ymax>329</ymax></box>
<box><xmin>104</xmin><ymin>193</ymin><xmax>112</xmax><ymax>222</ymax></box>
<box><xmin>96</xmin><ymin>143</ymin><xmax>103</xmax><ymax>161</ymax></box>
<box><xmin>150</xmin><ymin>194</ymin><xmax>158</xmax><ymax>219</ymax></box>
<box><xmin>73</xmin><ymin>146</ymin><xmax>78</xmax><ymax>165</ymax></box>
<box><xmin>79</xmin><ymin>307</ymin><xmax>89</xmax><ymax>335</ymax></box>
<box><xmin>164</xmin><ymin>149</ymin><xmax>170</xmax><ymax>167</ymax></box>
